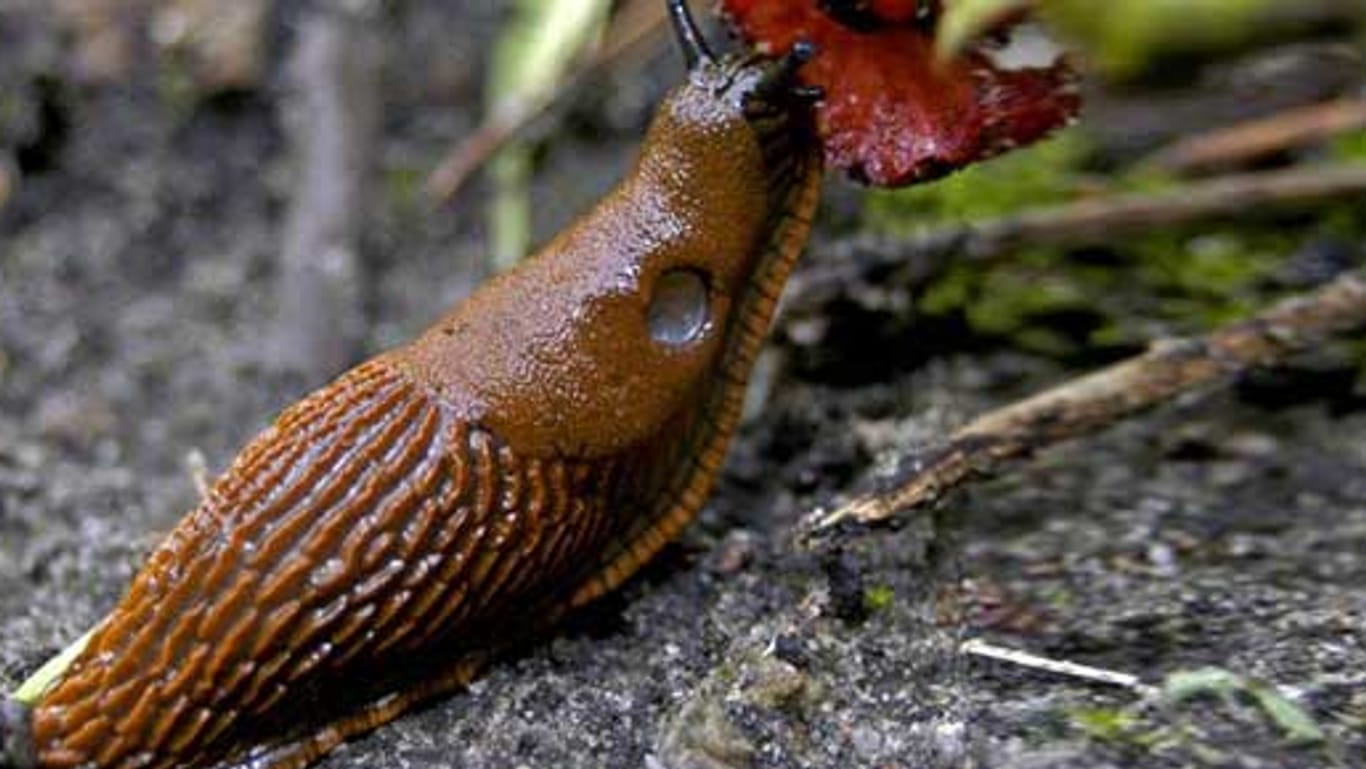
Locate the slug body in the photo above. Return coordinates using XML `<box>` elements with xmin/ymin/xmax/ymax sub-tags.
<box><xmin>11</xmin><ymin>16</ymin><xmax>822</xmax><ymax>769</ymax></box>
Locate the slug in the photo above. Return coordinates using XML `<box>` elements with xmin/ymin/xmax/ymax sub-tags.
<box><xmin>0</xmin><ymin>3</ymin><xmax>823</xmax><ymax>768</ymax></box>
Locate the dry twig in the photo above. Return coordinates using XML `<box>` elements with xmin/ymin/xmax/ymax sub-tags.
<box><xmin>961</xmin><ymin>639</ymin><xmax>1154</xmax><ymax>693</ymax></box>
<box><xmin>1141</xmin><ymin>98</ymin><xmax>1366</xmax><ymax>174</ymax></box>
<box><xmin>801</xmin><ymin>267</ymin><xmax>1366</xmax><ymax>539</ymax></box>
<box><xmin>269</xmin><ymin>6</ymin><xmax>384</xmax><ymax>379</ymax></box>
<box><xmin>790</xmin><ymin>164</ymin><xmax>1366</xmax><ymax>313</ymax></box>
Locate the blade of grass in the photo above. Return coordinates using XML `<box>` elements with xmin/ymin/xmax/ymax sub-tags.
<box><xmin>12</xmin><ymin>626</ymin><xmax>99</xmax><ymax>705</ymax></box>
<box><xmin>484</xmin><ymin>0</ymin><xmax>613</xmax><ymax>270</ymax></box>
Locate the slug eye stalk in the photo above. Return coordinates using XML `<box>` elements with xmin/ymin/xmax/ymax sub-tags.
<box><xmin>667</xmin><ymin>0</ymin><xmax>716</xmax><ymax>69</ymax></box>
<box><xmin>752</xmin><ymin>39</ymin><xmax>821</xmax><ymax>104</ymax></box>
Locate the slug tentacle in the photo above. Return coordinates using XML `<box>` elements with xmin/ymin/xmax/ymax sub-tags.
<box><xmin>667</xmin><ymin>0</ymin><xmax>716</xmax><ymax>69</ymax></box>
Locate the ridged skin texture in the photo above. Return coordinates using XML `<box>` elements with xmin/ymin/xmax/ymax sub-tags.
<box><xmin>24</xmin><ymin>57</ymin><xmax>822</xmax><ymax>769</ymax></box>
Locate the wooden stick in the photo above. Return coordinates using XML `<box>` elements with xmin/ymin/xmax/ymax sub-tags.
<box><xmin>790</xmin><ymin>164</ymin><xmax>1366</xmax><ymax>313</ymax></box>
<box><xmin>800</xmin><ymin>267</ymin><xmax>1366</xmax><ymax>539</ymax></box>
<box><xmin>957</xmin><ymin>165</ymin><xmax>1366</xmax><ymax>254</ymax></box>
<box><xmin>1141</xmin><ymin>98</ymin><xmax>1366</xmax><ymax>175</ymax></box>
<box><xmin>269</xmin><ymin>6</ymin><xmax>383</xmax><ymax>379</ymax></box>
<box><xmin>961</xmin><ymin>639</ymin><xmax>1154</xmax><ymax>693</ymax></box>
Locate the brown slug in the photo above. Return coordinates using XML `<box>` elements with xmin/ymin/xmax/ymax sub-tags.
<box><xmin>0</xmin><ymin>3</ymin><xmax>823</xmax><ymax>767</ymax></box>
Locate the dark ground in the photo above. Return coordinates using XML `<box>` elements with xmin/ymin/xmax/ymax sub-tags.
<box><xmin>1</xmin><ymin>3</ymin><xmax>1363</xmax><ymax>768</ymax></box>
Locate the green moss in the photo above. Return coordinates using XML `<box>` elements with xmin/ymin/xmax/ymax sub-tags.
<box><xmin>383</xmin><ymin>166</ymin><xmax>427</xmax><ymax>218</ymax></box>
<box><xmin>712</xmin><ymin>660</ymin><xmax>739</xmax><ymax>687</ymax></box>
<box><xmin>1316</xmin><ymin>133</ymin><xmax>1366</xmax><ymax>244</ymax></box>
<box><xmin>854</xmin><ymin>115</ymin><xmax>1365</xmax><ymax>361</ymax></box>
<box><xmin>1042</xmin><ymin>584</ymin><xmax>1077</xmax><ymax>611</ymax></box>
<box><xmin>864</xmin><ymin>131</ymin><xmax>1091</xmax><ymax>233</ymax></box>
<box><xmin>865</xmin><ymin>152</ymin><xmax>1340</xmax><ymax>356</ymax></box>
<box><xmin>1068</xmin><ymin>706</ymin><xmax>1180</xmax><ymax>751</ymax></box>
<box><xmin>861</xmin><ymin>132</ymin><xmax>1103</xmax><ymax>357</ymax></box>
<box><xmin>1329</xmin><ymin>130</ymin><xmax>1366</xmax><ymax>163</ymax></box>
<box><xmin>1069</xmin><ymin>706</ymin><xmax>1142</xmax><ymax>743</ymax></box>
<box><xmin>1137</xmin><ymin>230</ymin><xmax>1286</xmax><ymax>323</ymax></box>
<box><xmin>156</xmin><ymin>52</ymin><xmax>201</xmax><ymax>118</ymax></box>
<box><xmin>968</xmin><ymin>263</ymin><xmax>1088</xmax><ymax>339</ymax></box>
<box><xmin>928</xmin><ymin>223</ymin><xmax>1297</xmax><ymax>356</ymax></box>
<box><xmin>863</xmin><ymin>584</ymin><xmax>896</xmax><ymax>613</ymax></box>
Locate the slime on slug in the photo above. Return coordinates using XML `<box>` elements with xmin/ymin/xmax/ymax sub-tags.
<box><xmin>0</xmin><ymin>2</ymin><xmax>824</xmax><ymax>768</ymax></box>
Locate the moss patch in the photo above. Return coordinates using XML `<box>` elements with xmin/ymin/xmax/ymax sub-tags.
<box><xmin>858</xmin><ymin>132</ymin><xmax>1365</xmax><ymax>360</ymax></box>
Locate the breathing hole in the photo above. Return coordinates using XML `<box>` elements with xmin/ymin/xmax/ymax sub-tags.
<box><xmin>648</xmin><ymin>268</ymin><xmax>709</xmax><ymax>347</ymax></box>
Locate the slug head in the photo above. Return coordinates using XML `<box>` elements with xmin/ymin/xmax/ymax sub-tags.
<box><xmin>402</xmin><ymin>20</ymin><xmax>818</xmax><ymax>460</ymax></box>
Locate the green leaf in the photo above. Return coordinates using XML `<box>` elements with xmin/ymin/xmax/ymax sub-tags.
<box><xmin>1163</xmin><ymin>667</ymin><xmax>1242</xmax><ymax>703</ymax></box>
<box><xmin>1161</xmin><ymin>667</ymin><xmax>1325</xmax><ymax>746</ymax></box>
<box><xmin>487</xmin><ymin>0</ymin><xmax>612</xmax><ymax>117</ymax></box>
<box><xmin>1246</xmin><ymin>682</ymin><xmax>1326</xmax><ymax>746</ymax></box>
<box><xmin>13</xmin><ymin>626</ymin><xmax>99</xmax><ymax>705</ymax></box>
<box><xmin>1040</xmin><ymin>0</ymin><xmax>1286</xmax><ymax>78</ymax></box>
<box><xmin>938</xmin><ymin>0</ymin><xmax>1034</xmax><ymax>58</ymax></box>
<box><xmin>485</xmin><ymin>0</ymin><xmax>612</xmax><ymax>269</ymax></box>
